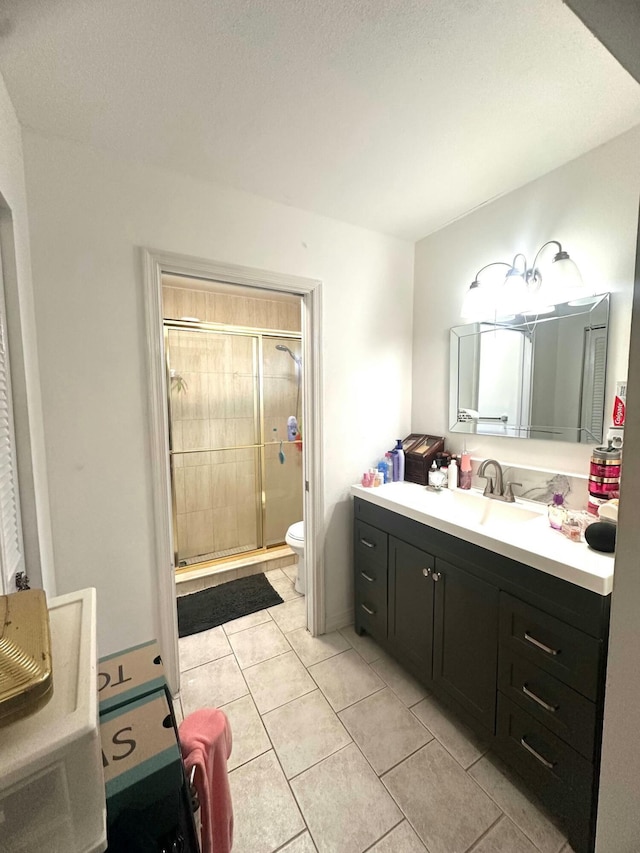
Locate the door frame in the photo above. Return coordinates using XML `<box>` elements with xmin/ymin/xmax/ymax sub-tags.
<box><xmin>142</xmin><ymin>248</ymin><xmax>324</xmax><ymax>695</ymax></box>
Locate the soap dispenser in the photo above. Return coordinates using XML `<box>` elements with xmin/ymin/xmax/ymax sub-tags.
<box><xmin>459</xmin><ymin>450</ymin><xmax>472</xmax><ymax>490</ymax></box>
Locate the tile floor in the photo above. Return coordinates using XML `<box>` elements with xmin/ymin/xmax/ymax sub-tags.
<box><xmin>176</xmin><ymin>567</ymin><xmax>577</xmax><ymax>853</ymax></box>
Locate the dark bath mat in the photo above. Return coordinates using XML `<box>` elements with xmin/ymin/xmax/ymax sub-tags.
<box><xmin>177</xmin><ymin>573</ymin><xmax>284</xmax><ymax>637</ymax></box>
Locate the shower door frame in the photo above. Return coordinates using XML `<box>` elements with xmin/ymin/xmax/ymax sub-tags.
<box><xmin>165</xmin><ymin>321</ymin><xmax>304</xmax><ymax>567</ymax></box>
<box><xmin>143</xmin><ymin>248</ymin><xmax>324</xmax><ymax>696</ymax></box>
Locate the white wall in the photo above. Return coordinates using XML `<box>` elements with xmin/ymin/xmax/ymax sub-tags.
<box><xmin>0</xmin><ymin>76</ymin><xmax>55</xmax><ymax>594</ymax></box>
<box><xmin>597</xmin><ymin>228</ymin><xmax>640</xmax><ymax>852</ymax></box>
<box><xmin>21</xmin><ymin>131</ymin><xmax>414</xmax><ymax>654</ymax></box>
<box><xmin>413</xmin><ymin>124</ymin><xmax>640</xmax><ymax>474</ymax></box>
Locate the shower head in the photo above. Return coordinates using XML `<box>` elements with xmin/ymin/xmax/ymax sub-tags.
<box><xmin>276</xmin><ymin>344</ymin><xmax>301</xmax><ymax>365</ymax></box>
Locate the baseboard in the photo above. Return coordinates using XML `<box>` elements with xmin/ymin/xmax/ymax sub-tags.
<box><xmin>324</xmin><ymin>607</ymin><xmax>353</xmax><ymax>635</ymax></box>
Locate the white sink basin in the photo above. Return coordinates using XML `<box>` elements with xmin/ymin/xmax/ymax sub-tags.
<box><xmin>439</xmin><ymin>489</ymin><xmax>542</xmax><ymax>528</ymax></box>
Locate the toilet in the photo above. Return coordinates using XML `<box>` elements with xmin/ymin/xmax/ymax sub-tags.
<box><xmin>285</xmin><ymin>521</ymin><xmax>305</xmax><ymax>594</ymax></box>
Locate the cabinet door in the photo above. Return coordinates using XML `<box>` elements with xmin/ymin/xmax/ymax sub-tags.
<box><xmin>433</xmin><ymin>559</ymin><xmax>499</xmax><ymax>732</ymax></box>
<box><xmin>388</xmin><ymin>537</ymin><xmax>435</xmax><ymax>680</ymax></box>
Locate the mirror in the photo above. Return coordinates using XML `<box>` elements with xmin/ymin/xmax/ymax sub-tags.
<box><xmin>449</xmin><ymin>294</ymin><xmax>609</xmax><ymax>443</ymax></box>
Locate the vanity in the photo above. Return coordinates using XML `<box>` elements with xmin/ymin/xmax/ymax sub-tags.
<box><xmin>351</xmin><ymin>482</ymin><xmax>614</xmax><ymax>853</ymax></box>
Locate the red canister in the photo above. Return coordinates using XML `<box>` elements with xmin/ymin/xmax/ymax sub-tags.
<box><xmin>589</xmin><ymin>447</ymin><xmax>621</xmax><ymax>504</ymax></box>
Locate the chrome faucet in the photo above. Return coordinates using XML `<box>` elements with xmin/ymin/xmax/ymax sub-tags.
<box><xmin>477</xmin><ymin>459</ymin><xmax>521</xmax><ymax>503</ymax></box>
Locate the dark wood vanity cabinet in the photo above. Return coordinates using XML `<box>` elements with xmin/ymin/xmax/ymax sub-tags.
<box><xmin>388</xmin><ymin>537</ymin><xmax>434</xmax><ymax>677</ymax></box>
<box><xmin>353</xmin><ymin>497</ymin><xmax>610</xmax><ymax>853</ymax></box>
<box><xmin>432</xmin><ymin>558</ymin><xmax>499</xmax><ymax>733</ymax></box>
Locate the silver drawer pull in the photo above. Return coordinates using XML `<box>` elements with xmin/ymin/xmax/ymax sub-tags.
<box><xmin>520</xmin><ymin>736</ymin><xmax>556</xmax><ymax>770</ymax></box>
<box><xmin>361</xmin><ymin>571</ymin><xmax>375</xmax><ymax>583</ymax></box>
<box><xmin>524</xmin><ymin>632</ymin><xmax>559</xmax><ymax>656</ymax></box>
<box><xmin>360</xmin><ymin>538</ymin><xmax>376</xmax><ymax>549</ymax></box>
<box><xmin>522</xmin><ymin>684</ymin><xmax>558</xmax><ymax>713</ymax></box>
<box><xmin>361</xmin><ymin>604</ymin><xmax>375</xmax><ymax>616</ymax></box>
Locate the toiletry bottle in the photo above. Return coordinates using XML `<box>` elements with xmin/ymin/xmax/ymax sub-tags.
<box><xmin>373</xmin><ymin>470</ymin><xmax>382</xmax><ymax>487</ymax></box>
<box><xmin>428</xmin><ymin>461</ymin><xmax>438</xmax><ymax>488</ymax></box>
<box><xmin>548</xmin><ymin>493</ymin><xmax>567</xmax><ymax>530</ymax></box>
<box><xmin>441</xmin><ymin>462</ymin><xmax>449</xmax><ymax>488</ymax></box>
<box><xmin>385</xmin><ymin>452</ymin><xmax>394</xmax><ymax>484</ymax></box>
<box><xmin>429</xmin><ymin>461</ymin><xmax>446</xmax><ymax>490</ymax></box>
<box><xmin>394</xmin><ymin>439</ymin><xmax>405</xmax><ymax>482</ymax></box>
<box><xmin>377</xmin><ymin>460</ymin><xmax>387</xmax><ymax>484</ymax></box>
<box><xmin>391</xmin><ymin>450</ymin><xmax>399</xmax><ymax>482</ymax></box>
<box><xmin>448</xmin><ymin>458</ymin><xmax>459</xmax><ymax>490</ymax></box>
<box><xmin>459</xmin><ymin>451</ymin><xmax>472</xmax><ymax>490</ymax></box>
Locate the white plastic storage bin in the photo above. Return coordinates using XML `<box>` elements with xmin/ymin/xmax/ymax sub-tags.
<box><xmin>0</xmin><ymin>588</ymin><xmax>107</xmax><ymax>853</ymax></box>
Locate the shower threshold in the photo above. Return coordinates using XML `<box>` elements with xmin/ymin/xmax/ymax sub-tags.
<box><xmin>175</xmin><ymin>544</ymin><xmax>297</xmax><ymax>594</ymax></box>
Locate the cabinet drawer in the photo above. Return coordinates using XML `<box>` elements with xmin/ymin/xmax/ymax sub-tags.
<box><xmin>355</xmin><ymin>559</ymin><xmax>387</xmax><ymax>600</ymax></box>
<box><xmin>499</xmin><ymin>593</ymin><xmax>601</xmax><ymax>701</ymax></box>
<box><xmin>355</xmin><ymin>521</ymin><xmax>387</xmax><ymax>567</ymax></box>
<box><xmin>355</xmin><ymin>577</ymin><xmax>387</xmax><ymax>641</ymax></box>
<box><xmin>498</xmin><ymin>648</ymin><xmax>596</xmax><ymax>761</ymax></box>
<box><xmin>496</xmin><ymin>694</ymin><xmax>593</xmax><ymax>825</ymax></box>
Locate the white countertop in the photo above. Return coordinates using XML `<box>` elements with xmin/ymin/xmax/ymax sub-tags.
<box><xmin>352</xmin><ymin>482</ymin><xmax>614</xmax><ymax>596</ymax></box>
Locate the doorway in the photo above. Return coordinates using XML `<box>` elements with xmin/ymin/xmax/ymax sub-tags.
<box><xmin>143</xmin><ymin>250</ymin><xmax>324</xmax><ymax>695</ymax></box>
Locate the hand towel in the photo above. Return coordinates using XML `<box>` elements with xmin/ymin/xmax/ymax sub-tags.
<box><xmin>179</xmin><ymin>708</ymin><xmax>233</xmax><ymax>853</ymax></box>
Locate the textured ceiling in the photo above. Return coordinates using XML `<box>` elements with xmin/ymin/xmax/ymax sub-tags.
<box><xmin>1</xmin><ymin>0</ymin><xmax>639</xmax><ymax>239</ymax></box>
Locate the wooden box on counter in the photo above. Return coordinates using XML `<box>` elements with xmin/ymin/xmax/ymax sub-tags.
<box><xmin>402</xmin><ymin>434</ymin><xmax>445</xmax><ymax>485</ymax></box>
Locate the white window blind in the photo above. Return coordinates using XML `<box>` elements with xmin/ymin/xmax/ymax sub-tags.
<box><xmin>581</xmin><ymin>325</ymin><xmax>608</xmax><ymax>442</ymax></box>
<box><xmin>0</xmin><ymin>247</ymin><xmax>24</xmax><ymax>594</ymax></box>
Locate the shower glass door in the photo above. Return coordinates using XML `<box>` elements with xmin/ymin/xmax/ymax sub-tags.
<box><xmin>262</xmin><ymin>336</ymin><xmax>304</xmax><ymax>547</ymax></box>
<box><xmin>167</xmin><ymin>327</ymin><xmax>262</xmax><ymax>566</ymax></box>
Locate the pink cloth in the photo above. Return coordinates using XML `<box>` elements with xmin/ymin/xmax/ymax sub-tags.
<box><xmin>179</xmin><ymin>708</ymin><xmax>233</xmax><ymax>853</ymax></box>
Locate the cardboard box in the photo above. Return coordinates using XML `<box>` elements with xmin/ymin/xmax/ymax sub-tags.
<box><xmin>100</xmin><ymin>689</ymin><xmax>183</xmax><ymax>831</ymax></box>
<box><xmin>98</xmin><ymin>640</ymin><xmax>166</xmax><ymax>715</ymax></box>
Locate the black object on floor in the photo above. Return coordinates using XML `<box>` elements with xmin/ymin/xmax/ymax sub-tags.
<box><xmin>177</xmin><ymin>573</ymin><xmax>284</xmax><ymax>637</ymax></box>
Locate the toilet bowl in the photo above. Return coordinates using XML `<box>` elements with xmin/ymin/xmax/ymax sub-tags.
<box><xmin>285</xmin><ymin>521</ymin><xmax>305</xmax><ymax>594</ymax></box>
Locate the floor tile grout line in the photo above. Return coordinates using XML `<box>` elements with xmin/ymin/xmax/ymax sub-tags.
<box><xmin>336</xmin><ymin>688</ymin><xmax>435</xmax><ymax>769</ymax></box>
<box><xmin>377</xmin><ymin>771</ymin><xmax>434</xmax><ymax>852</ymax></box>
<box><xmin>271</xmin><ymin>828</ymin><xmax>315</xmax><ymax>853</ymax></box>
<box><xmin>463</xmin><ymin>812</ymin><xmax>506</xmax><ymax>853</ymax></box>
<box><xmin>374</xmin><ymin>735</ymin><xmax>435</xmax><ymax>780</ymax></box>
<box><xmin>285</xmin><ymin>737</ymin><xmax>355</xmax><ymax>784</ymax></box>
<box><xmin>369</xmin><ymin>668</ymin><xmax>428</xmax><ymax>714</ymax></box>
<box><xmin>230</xmin><ymin>625</ymin><xmax>294</xmax><ymax>671</ymax></box>
<box><xmin>179</xmin><ymin>647</ymin><xmax>235</xmax><ymax>674</ymax></box>
<box><xmin>465</xmin><ymin>760</ymin><xmax>562</xmax><ymax>853</ymax></box>
<box><xmin>359</xmin><ymin>816</ymin><xmax>407</xmax><ymax>853</ymax></box>
<box><xmin>221</xmin><ymin>609</ymin><xmax>275</xmax><ymax>637</ymax></box>
<box><xmin>406</xmin><ymin>699</ymin><xmax>490</xmax><ymax>773</ymax></box>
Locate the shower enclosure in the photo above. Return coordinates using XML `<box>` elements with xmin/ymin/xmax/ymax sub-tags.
<box><xmin>165</xmin><ymin>323</ymin><xmax>303</xmax><ymax>568</ymax></box>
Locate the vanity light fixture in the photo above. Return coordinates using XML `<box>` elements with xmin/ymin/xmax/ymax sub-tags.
<box><xmin>461</xmin><ymin>240</ymin><xmax>591</xmax><ymax>320</ymax></box>
<box><xmin>460</xmin><ymin>261</ymin><xmax>511</xmax><ymax>320</ymax></box>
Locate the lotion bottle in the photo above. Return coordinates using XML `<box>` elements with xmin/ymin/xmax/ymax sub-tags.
<box><xmin>448</xmin><ymin>458</ymin><xmax>459</xmax><ymax>490</ymax></box>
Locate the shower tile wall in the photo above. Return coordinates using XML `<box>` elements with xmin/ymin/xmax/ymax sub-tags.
<box><xmin>163</xmin><ymin>284</ymin><xmax>303</xmax><ymax>564</ymax></box>
<box><xmin>163</xmin><ymin>286</ymin><xmax>301</xmax><ymax>332</ymax></box>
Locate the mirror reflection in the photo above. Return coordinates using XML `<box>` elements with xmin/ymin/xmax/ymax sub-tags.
<box><xmin>449</xmin><ymin>294</ymin><xmax>609</xmax><ymax>443</ymax></box>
